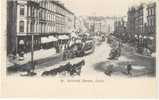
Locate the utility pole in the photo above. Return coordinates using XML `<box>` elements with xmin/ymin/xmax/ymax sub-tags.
<box><xmin>31</xmin><ymin>34</ymin><xmax>35</xmax><ymax>72</ymax></box>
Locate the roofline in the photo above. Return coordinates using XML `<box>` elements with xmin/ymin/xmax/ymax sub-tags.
<box><xmin>50</xmin><ymin>0</ymin><xmax>74</xmax><ymax>15</ymax></box>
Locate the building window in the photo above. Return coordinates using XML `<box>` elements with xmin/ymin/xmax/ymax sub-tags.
<box><xmin>151</xmin><ymin>9</ymin><xmax>153</xmax><ymax>15</ymax></box>
<box><xmin>148</xmin><ymin>9</ymin><xmax>149</xmax><ymax>15</ymax></box>
<box><xmin>20</xmin><ymin>6</ymin><xmax>25</xmax><ymax>16</ymax></box>
<box><xmin>19</xmin><ymin>21</ymin><xmax>24</xmax><ymax>32</ymax></box>
<box><xmin>31</xmin><ymin>23</ymin><xmax>34</xmax><ymax>33</ymax></box>
<box><xmin>152</xmin><ymin>8</ymin><xmax>155</xmax><ymax>15</ymax></box>
<box><xmin>151</xmin><ymin>19</ymin><xmax>154</xmax><ymax>26</ymax></box>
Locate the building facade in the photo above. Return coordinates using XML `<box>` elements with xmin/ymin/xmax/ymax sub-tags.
<box><xmin>83</xmin><ymin>16</ymin><xmax>116</xmax><ymax>36</ymax></box>
<box><xmin>7</xmin><ymin>0</ymin><xmax>75</xmax><ymax>55</ymax></box>
<box><xmin>146</xmin><ymin>2</ymin><xmax>156</xmax><ymax>35</ymax></box>
<box><xmin>146</xmin><ymin>2</ymin><xmax>156</xmax><ymax>51</ymax></box>
<box><xmin>114</xmin><ymin>17</ymin><xmax>127</xmax><ymax>41</ymax></box>
<box><xmin>127</xmin><ymin>7</ymin><xmax>136</xmax><ymax>37</ymax></box>
<box><xmin>127</xmin><ymin>2</ymin><xmax>156</xmax><ymax>51</ymax></box>
<box><xmin>87</xmin><ymin>16</ymin><xmax>107</xmax><ymax>34</ymax></box>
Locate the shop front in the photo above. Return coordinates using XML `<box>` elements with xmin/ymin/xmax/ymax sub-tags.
<box><xmin>58</xmin><ymin>35</ymin><xmax>70</xmax><ymax>52</ymax></box>
<box><xmin>41</xmin><ymin>36</ymin><xmax>58</xmax><ymax>49</ymax></box>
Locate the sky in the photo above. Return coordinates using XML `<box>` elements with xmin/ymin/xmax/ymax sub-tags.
<box><xmin>60</xmin><ymin>0</ymin><xmax>156</xmax><ymax>17</ymax></box>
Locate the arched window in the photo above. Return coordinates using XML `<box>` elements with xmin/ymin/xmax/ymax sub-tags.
<box><xmin>19</xmin><ymin>21</ymin><xmax>24</xmax><ymax>32</ymax></box>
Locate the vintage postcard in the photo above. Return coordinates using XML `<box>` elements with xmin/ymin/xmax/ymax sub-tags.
<box><xmin>0</xmin><ymin>0</ymin><xmax>158</xmax><ymax>98</ymax></box>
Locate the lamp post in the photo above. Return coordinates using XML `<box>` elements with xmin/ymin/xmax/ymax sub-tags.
<box><xmin>31</xmin><ymin>34</ymin><xmax>35</xmax><ymax>72</ymax></box>
<box><xmin>139</xmin><ymin>34</ymin><xmax>142</xmax><ymax>46</ymax></box>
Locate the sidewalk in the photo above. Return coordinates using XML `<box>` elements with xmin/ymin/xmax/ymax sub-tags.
<box><xmin>121</xmin><ymin>43</ymin><xmax>155</xmax><ymax>77</ymax></box>
<box><xmin>105</xmin><ymin>37</ymin><xmax>155</xmax><ymax>77</ymax></box>
<box><xmin>123</xmin><ymin>43</ymin><xmax>156</xmax><ymax>59</ymax></box>
<box><xmin>111</xmin><ymin>35</ymin><xmax>156</xmax><ymax>58</ymax></box>
<box><xmin>7</xmin><ymin>48</ymin><xmax>61</xmax><ymax>69</ymax></box>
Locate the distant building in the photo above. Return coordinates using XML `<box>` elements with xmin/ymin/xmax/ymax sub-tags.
<box><xmin>134</xmin><ymin>3</ymin><xmax>147</xmax><ymax>35</ymax></box>
<box><xmin>114</xmin><ymin>17</ymin><xmax>127</xmax><ymax>38</ymax></box>
<box><xmin>7</xmin><ymin>0</ymin><xmax>75</xmax><ymax>55</ymax></box>
<box><xmin>127</xmin><ymin>7</ymin><xmax>136</xmax><ymax>37</ymax></box>
<box><xmin>83</xmin><ymin>16</ymin><xmax>116</xmax><ymax>36</ymax></box>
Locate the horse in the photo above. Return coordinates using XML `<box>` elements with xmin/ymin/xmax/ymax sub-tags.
<box><xmin>70</xmin><ymin>60</ymin><xmax>85</xmax><ymax>76</ymax></box>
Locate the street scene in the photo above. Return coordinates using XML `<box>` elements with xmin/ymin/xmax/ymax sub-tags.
<box><xmin>7</xmin><ymin>0</ymin><xmax>156</xmax><ymax>78</ymax></box>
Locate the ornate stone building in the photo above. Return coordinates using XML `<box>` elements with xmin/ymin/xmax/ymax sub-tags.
<box><xmin>7</xmin><ymin>0</ymin><xmax>75</xmax><ymax>55</ymax></box>
<box><xmin>127</xmin><ymin>2</ymin><xmax>156</xmax><ymax>51</ymax></box>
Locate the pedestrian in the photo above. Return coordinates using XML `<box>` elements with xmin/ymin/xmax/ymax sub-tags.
<box><xmin>104</xmin><ymin>64</ymin><xmax>113</xmax><ymax>76</ymax></box>
<box><xmin>19</xmin><ymin>51</ymin><xmax>24</xmax><ymax>61</ymax></box>
<box><xmin>127</xmin><ymin>64</ymin><xmax>132</xmax><ymax>75</ymax></box>
<box><xmin>20</xmin><ymin>62</ymin><xmax>37</xmax><ymax>76</ymax></box>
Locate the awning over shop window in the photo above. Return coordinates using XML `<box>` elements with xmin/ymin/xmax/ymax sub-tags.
<box><xmin>143</xmin><ymin>36</ymin><xmax>148</xmax><ymax>39</ymax></box>
<box><xmin>49</xmin><ymin>36</ymin><xmax>58</xmax><ymax>41</ymax></box>
<box><xmin>143</xmin><ymin>36</ymin><xmax>154</xmax><ymax>40</ymax></box>
<box><xmin>41</xmin><ymin>37</ymin><xmax>52</xmax><ymax>43</ymax></box>
<box><xmin>58</xmin><ymin>35</ymin><xmax>69</xmax><ymax>40</ymax></box>
<box><xmin>149</xmin><ymin>37</ymin><xmax>154</xmax><ymax>40</ymax></box>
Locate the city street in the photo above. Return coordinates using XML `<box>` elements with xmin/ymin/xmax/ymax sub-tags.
<box><xmin>9</xmin><ymin>39</ymin><xmax>155</xmax><ymax>78</ymax></box>
<box><xmin>6</xmin><ymin>0</ymin><xmax>156</xmax><ymax>78</ymax></box>
<box><xmin>4</xmin><ymin>0</ymin><xmax>157</xmax><ymax>98</ymax></box>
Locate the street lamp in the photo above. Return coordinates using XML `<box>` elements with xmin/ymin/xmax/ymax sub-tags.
<box><xmin>31</xmin><ymin>34</ymin><xmax>35</xmax><ymax>72</ymax></box>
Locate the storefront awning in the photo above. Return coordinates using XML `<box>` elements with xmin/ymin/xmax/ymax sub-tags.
<box><xmin>149</xmin><ymin>37</ymin><xmax>154</xmax><ymax>40</ymax></box>
<box><xmin>41</xmin><ymin>37</ymin><xmax>52</xmax><ymax>43</ymax></box>
<box><xmin>143</xmin><ymin>36</ymin><xmax>154</xmax><ymax>40</ymax></box>
<box><xmin>58</xmin><ymin>35</ymin><xmax>69</xmax><ymax>40</ymax></box>
<box><xmin>49</xmin><ymin>36</ymin><xmax>58</xmax><ymax>41</ymax></box>
<box><xmin>143</xmin><ymin>36</ymin><xmax>148</xmax><ymax>39</ymax></box>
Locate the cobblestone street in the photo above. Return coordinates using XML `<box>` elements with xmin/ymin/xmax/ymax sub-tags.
<box><xmin>8</xmin><ymin>39</ymin><xmax>155</xmax><ymax>78</ymax></box>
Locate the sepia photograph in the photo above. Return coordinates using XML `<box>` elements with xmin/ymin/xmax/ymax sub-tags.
<box><xmin>6</xmin><ymin>0</ymin><xmax>156</xmax><ymax>78</ymax></box>
<box><xmin>1</xmin><ymin>0</ymin><xmax>158</xmax><ymax>98</ymax></box>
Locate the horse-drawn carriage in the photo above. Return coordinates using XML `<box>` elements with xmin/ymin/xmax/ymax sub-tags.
<box><xmin>41</xmin><ymin>60</ymin><xmax>85</xmax><ymax>76</ymax></box>
<box><xmin>63</xmin><ymin>39</ymin><xmax>95</xmax><ymax>60</ymax></box>
<box><xmin>63</xmin><ymin>43</ymin><xmax>84</xmax><ymax>60</ymax></box>
<box><xmin>108</xmin><ymin>40</ymin><xmax>122</xmax><ymax>60</ymax></box>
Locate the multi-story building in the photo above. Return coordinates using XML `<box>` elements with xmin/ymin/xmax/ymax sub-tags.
<box><xmin>114</xmin><ymin>17</ymin><xmax>127</xmax><ymax>39</ymax></box>
<box><xmin>7</xmin><ymin>0</ymin><xmax>75</xmax><ymax>55</ymax></box>
<box><xmin>127</xmin><ymin>2</ymin><xmax>156</xmax><ymax>51</ymax></box>
<box><xmin>146</xmin><ymin>2</ymin><xmax>156</xmax><ymax>34</ymax></box>
<box><xmin>146</xmin><ymin>2</ymin><xmax>156</xmax><ymax>51</ymax></box>
<box><xmin>134</xmin><ymin>3</ymin><xmax>147</xmax><ymax>35</ymax></box>
<box><xmin>87</xmin><ymin>16</ymin><xmax>107</xmax><ymax>34</ymax></box>
<box><xmin>83</xmin><ymin>16</ymin><xmax>116</xmax><ymax>36</ymax></box>
<box><xmin>127</xmin><ymin>7</ymin><xmax>136</xmax><ymax>37</ymax></box>
<box><xmin>65</xmin><ymin>9</ymin><xmax>75</xmax><ymax>33</ymax></box>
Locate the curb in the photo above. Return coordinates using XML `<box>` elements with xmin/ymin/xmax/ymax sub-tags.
<box><xmin>7</xmin><ymin>53</ymin><xmax>62</xmax><ymax>68</ymax></box>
